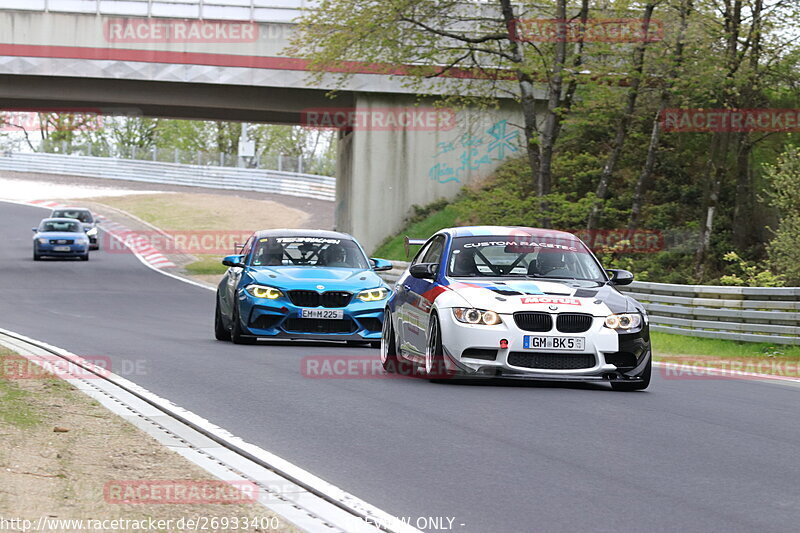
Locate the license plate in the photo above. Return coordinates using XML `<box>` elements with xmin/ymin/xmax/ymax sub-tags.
<box><xmin>301</xmin><ymin>309</ymin><xmax>344</xmax><ymax>319</ymax></box>
<box><xmin>523</xmin><ymin>336</ymin><xmax>585</xmax><ymax>351</ymax></box>
<box><xmin>53</xmin><ymin>246</ymin><xmax>71</xmax><ymax>252</ymax></box>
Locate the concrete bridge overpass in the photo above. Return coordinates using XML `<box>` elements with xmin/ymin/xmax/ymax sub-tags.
<box><xmin>0</xmin><ymin>0</ymin><xmax>531</xmax><ymax>251</ymax></box>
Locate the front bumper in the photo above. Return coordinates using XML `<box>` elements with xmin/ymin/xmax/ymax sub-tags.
<box><xmin>436</xmin><ymin>308</ymin><xmax>650</xmax><ymax>381</ymax></box>
<box><xmin>237</xmin><ymin>292</ymin><xmax>385</xmax><ymax>341</ymax></box>
<box><xmin>35</xmin><ymin>243</ymin><xmax>89</xmax><ymax>256</ymax></box>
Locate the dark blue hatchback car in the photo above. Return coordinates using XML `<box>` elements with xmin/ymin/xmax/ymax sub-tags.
<box><xmin>32</xmin><ymin>218</ymin><xmax>91</xmax><ymax>261</ymax></box>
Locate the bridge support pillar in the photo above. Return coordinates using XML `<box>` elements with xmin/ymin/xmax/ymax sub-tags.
<box><xmin>335</xmin><ymin>93</ymin><xmax>525</xmax><ymax>253</ymax></box>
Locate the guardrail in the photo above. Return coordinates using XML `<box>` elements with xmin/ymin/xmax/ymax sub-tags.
<box><xmin>0</xmin><ymin>152</ymin><xmax>335</xmax><ymax>201</ymax></box>
<box><xmin>621</xmin><ymin>282</ymin><xmax>800</xmax><ymax>345</ymax></box>
<box><xmin>378</xmin><ymin>262</ymin><xmax>800</xmax><ymax>345</ymax></box>
<box><xmin>0</xmin><ymin>0</ymin><xmax>315</xmax><ymax>23</ymax></box>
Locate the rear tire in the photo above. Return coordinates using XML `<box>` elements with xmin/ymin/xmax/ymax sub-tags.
<box><xmin>611</xmin><ymin>356</ymin><xmax>651</xmax><ymax>391</ymax></box>
<box><xmin>381</xmin><ymin>310</ymin><xmax>411</xmax><ymax>375</ymax></box>
<box><xmin>231</xmin><ymin>303</ymin><xmax>256</xmax><ymax>345</ymax></box>
<box><xmin>214</xmin><ymin>296</ymin><xmax>231</xmax><ymax>341</ymax></box>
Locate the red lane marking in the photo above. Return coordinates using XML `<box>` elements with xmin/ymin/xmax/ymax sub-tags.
<box><xmin>0</xmin><ymin>43</ymin><xmax>512</xmax><ymax>80</ymax></box>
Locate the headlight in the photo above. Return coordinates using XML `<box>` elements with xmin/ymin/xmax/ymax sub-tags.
<box><xmin>77</xmin><ymin>238</ymin><xmax>89</xmax><ymax>245</ymax></box>
<box><xmin>604</xmin><ymin>313</ymin><xmax>642</xmax><ymax>330</ymax></box>
<box><xmin>37</xmin><ymin>238</ymin><xmax>48</xmax><ymax>244</ymax></box>
<box><xmin>86</xmin><ymin>227</ymin><xmax>98</xmax><ymax>236</ymax></box>
<box><xmin>453</xmin><ymin>308</ymin><xmax>503</xmax><ymax>326</ymax></box>
<box><xmin>356</xmin><ymin>287</ymin><xmax>389</xmax><ymax>302</ymax></box>
<box><xmin>245</xmin><ymin>285</ymin><xmax>283</xmax><ymax>299</ymax></box>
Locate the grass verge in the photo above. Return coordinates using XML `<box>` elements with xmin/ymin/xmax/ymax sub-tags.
<box><xmin>184</xmin><ymin>255</ymin><xmax>228</xmax><ymax>276</ymax></box>
<box><xmin>651</xmin><ymin>331</ymin><xmax>800</xmax><ymax>359</ymax></box>
<box><xmin>373</xmin><ymin>204</ymin><xmax>460</xmax><ymax>260</ymax></box>
<box><xmin>0</xmin><ymin>345</ymin><xmax>297</xmax><ymax>531</ymax></box>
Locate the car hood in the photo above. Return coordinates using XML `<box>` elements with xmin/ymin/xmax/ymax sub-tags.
<box><xmin>444</xmin><ymin>278</ymin><xmax>636</xmax><ymax>315</ymax></box>
<box><xmin>249</xmin><ymin>266</ymin><xmax>386</xmax><ymax>291</ymax></box>
<box><xmin>35</xmin><ymin>232</ymin><xmax>86</xmax><ymax>240</ymax></box>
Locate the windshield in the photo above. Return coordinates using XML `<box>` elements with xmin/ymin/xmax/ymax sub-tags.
<box><xmin>39</xmin><ymin>220</ymin><xmax>82</xmax><ymax>233</ymax></box>
<box><xmin>251</xmin><ymin>236</ymin><xmax>369</xmax><ymax>269</ymax></box>
<box><xmin>52</xmin><ymin>210</ymin><xmax>93</xmax><ymax>223</ymax></box>
<box><xmin>448</xmin><ymin>236</ymin><xmax>606</xmax><ymax>281</ymax></box>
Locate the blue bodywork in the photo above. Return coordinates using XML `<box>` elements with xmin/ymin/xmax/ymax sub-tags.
<box><xmin>32</xmin><ymin>218</ymin><xmax>91</xmax><ymax>260</ymax></box>
<box><xmin>216</xmin><ymin>230</ymin><xmax>392</xmax><ymax>344</ymax></box>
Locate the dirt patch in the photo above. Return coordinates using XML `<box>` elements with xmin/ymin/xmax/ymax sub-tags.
<box><xmin>0</xmin><ymin>347</ymin><xmax>298</xmax><ymax>532</ymax></box>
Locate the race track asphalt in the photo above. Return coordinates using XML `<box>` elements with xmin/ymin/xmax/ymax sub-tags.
<box><xmin>2</xmin><ymin>200</ymin><xmax>799</xmax><ymax>533</ymax></box>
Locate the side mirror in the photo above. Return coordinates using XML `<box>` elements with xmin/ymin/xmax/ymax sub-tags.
<box><xmin>606</xmin><ymin>269</ymin><xmax>634</xmax><ymax>285</ymax></box>
<box><xmin>409</xmin><ymin>263</ymin><xmax>438</xmax><ymax>280</ymax></box>
<box><xmin>32</xmin><ymin>227</ymin><xmax>38</xmax><ymax>232</ymax></box>
<box><xmin>222</xmin><ymin>254</ymin><xmax>245</xmax><ymax>268</ymax></box>
<box><xmin>370</xmin><ymin>258</ymin><xmax>393</xmax><ymax>272</ymax></box>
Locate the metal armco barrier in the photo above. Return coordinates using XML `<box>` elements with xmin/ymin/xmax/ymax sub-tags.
<box><xmin>621</xmin><ymin>282</ymin><xmax>800</xmax><ymax>345</ymax></box>
<box><xmin>378</xmin><ymin>262</ymin><xmax>800</xmax><ymax>345</ymax></box>
<box><xmin>0</xmin><ymin>152</ymin><xmax>335</xmax><ymax>201</ymax></box>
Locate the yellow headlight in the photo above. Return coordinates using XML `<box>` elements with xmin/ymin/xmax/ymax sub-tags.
<box><xmin>357</xmin><ymin>288</ymin><xmax>389</xmax><ymax>302</ymax></box>
<box><xmin>247</xmin><ymin>285</ymin><xmax>282</xmax><ymax>299</ymax></box>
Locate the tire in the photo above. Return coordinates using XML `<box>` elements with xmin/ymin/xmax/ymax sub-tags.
<box><xmin>230</xmin><ymin>302</ymin><xmax>256</xmax><ymax>345</ymax></box>
<box><xmin>611</xmin><ymin>356</ymin><xmax>651</xmax><ymax>391</ymax></box>
<box><xmin>369</xmin><ymin>341</ymin><xmax>381</xmax><ymax>349</ymax></box>
<box><xmin>214</xmin><ymin>296</ymin><xmax>231</xmax><ymax>341</ymax></box>
<box><xmin>381</xmin><ymin>310</ymin><xmax>411</xmax><ymax>375</ymax></box>
<box><xmin>80</xmin><ymin>253</ymin><xmax>89</xmax><ymax>261</ymax></box>
<box><xmin>424</xmin><ymin>313</ymin><xmax>451</xmax><ymax>380</ymax></box>
<box><xmin>33</xmin><ymin>252</ymin><xmax>41</xmax><ymax>261</ymax></box>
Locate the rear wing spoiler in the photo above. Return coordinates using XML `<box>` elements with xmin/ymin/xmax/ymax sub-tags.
<box><xmin>404</xmin><ymin>236</ymin><xmax>427</xmax><ymax>259</ymax></box>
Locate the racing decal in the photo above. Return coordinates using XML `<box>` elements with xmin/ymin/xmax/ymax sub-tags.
<box><xmin>463</xmin><ymin>239</ymin><xmax>578</xmax><ymax>251</ymax></box>
<box><xmin>417</xmin><ymin>284</ymin><xmax>450</xmax><ymax>310</ymax></box>
<box><xmin>594</xmin><ymin>285</ymin><xmax>631</xmax><ymax>314</ymax></box>
<box><xmin>275</xmin><ymin>237</ymin><xmax>341</xmax><ymax>244</ymax></box>
<box><xmin>448</xmin><ymin>280</ymin><xmax>545</xmax><ymax>295</ymax></box>
<box><xmin>520</xmin><ymin>296</ymin><xmax>581</xmax><ymax>306</ymax></box>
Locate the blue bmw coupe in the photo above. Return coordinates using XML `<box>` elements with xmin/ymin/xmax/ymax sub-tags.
<box><xmin>214</xmin><ymin>230</ymin><xmax>393</xmax><ymax>345</ymax></box>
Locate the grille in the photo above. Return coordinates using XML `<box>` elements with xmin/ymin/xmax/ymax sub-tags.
<box><xmin>513</xmin><ymin>312</ymin><xmax>553</xmax><ymax>332</ymax></box>
<box><xmin>604</xmin><ymin>351</ymin><xmax>638</xmax><ymax>368</ymax></box>
<box><xmin>556</xmin><ymin>313</ymin><xmax>593</xmax><ymax>333</ymax></box>
<box><xmin>283</xmin><ymin>318</ymin><xmax>356</xmax><ymax>334</ymax></box>
<box><xmin>321</xmin><ymin>291</ymin><xmax>352</xmax><ymax>308</ymax></box>
<box><xmin>507</xmin><ymin>352</ymin><xmax>595</xmax><ymax>370</ymax></box>
<box><xmin>462</xmin><ymin>348</ymin><xmax>498</xmax><ymax>361</ymax></box>
<box><xmin>288</xmin><ymin>290</ymin><xmax>352</xmax><ymax>308</ymax></box>
<box><xmin>250</xmin><ymin>315</ymin><xmax>282</xmax><ymax>330</ymax></box>
<box><xmin>288</xmin><ymin>290</ymin><xmax>320</xmax><ymax>307</ymax></box>
<box><xmin>358</xmin><ymin>317</ymin><xmax>383</xmax><ymax>332</ymax></box>
<box><xmin>50</xmin><ymin>239</ymin><xmax>74</xmax><ymax>245</ymax></box>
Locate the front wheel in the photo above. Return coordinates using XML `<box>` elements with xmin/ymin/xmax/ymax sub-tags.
<box><xmin>80</xmin><ymin>253</ymin><xmax>89</xmax><ymax>261</ymax></box>
<box><xmin>33</xmin><ymin>251</ymin><xmax>41</xmax><ymax>261</ymax></box>
<box><xmin>231</xmin><ymin>303</ymin><xmax>256</xmax><ymax>345</ymax></box>
<box><xmin>425</xmin><ymin>313</ymin><xmax>451</xmax><ymax>380</ymax></box>
<box><xmin>214</xmin><ymin>296</ymin><xmax>231</xmax><ymax>341</ymax></box>
<box><xmin>611</xmin><ymin>356</ymin><xmax>651</xmax><ymax>391</ymax></box>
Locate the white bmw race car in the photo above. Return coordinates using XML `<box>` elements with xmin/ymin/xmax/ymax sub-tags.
<box><xmin>381</xmin><ymin>226</ymin><xmax>651</xmax><ymax>391</ymax></box>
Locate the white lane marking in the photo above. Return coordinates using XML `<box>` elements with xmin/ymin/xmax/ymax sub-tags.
<box><xmin>654</xmin><ymin>361</ymin><xmax>800</xmax><ymax>385</ymax></box>
<box><xmin>0</xmin><ymin>327</ymin><xmax>419</xmax><ymax>533</ymax></box>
